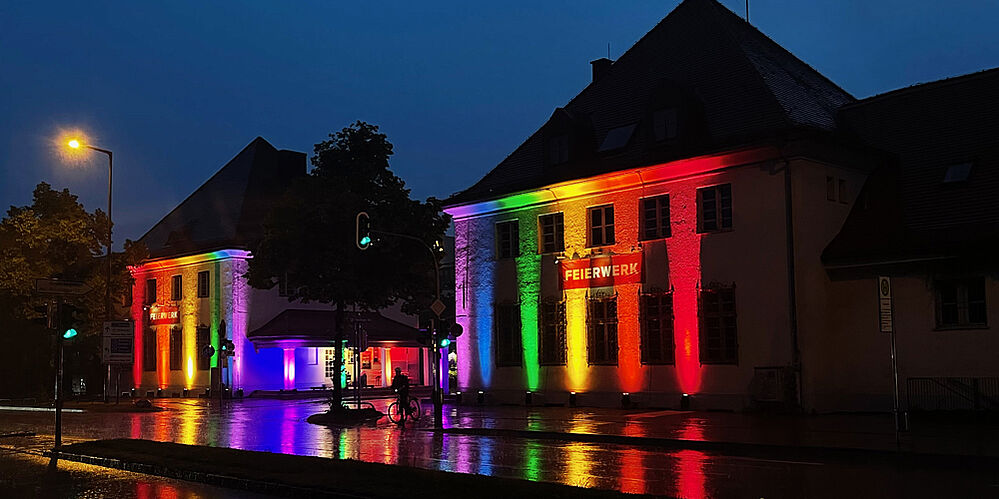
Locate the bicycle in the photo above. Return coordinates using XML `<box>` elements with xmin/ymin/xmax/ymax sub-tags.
<box><xmin>387</xmin><ymin>395</ymin><xmax>421</xmax><ymax>425</ymax></box>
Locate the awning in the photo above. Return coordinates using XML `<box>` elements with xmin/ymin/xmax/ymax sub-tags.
<box><xmin>247</xmin><ymin>309</ymin><xmax>423</xmax><ymax>349</ymax></box>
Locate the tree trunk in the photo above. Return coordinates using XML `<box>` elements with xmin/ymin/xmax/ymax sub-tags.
<box><xmin>331</xmin><ymin>301</ymin><xmax>345</xmax><ymax>408</ymax></box>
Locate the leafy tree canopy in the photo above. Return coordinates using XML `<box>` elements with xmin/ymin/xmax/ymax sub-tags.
<box><xmin>246</xmin><ymin>122</ymin><xmax>450</xmax><ymax>313</ymax></box>
<box><xmin>0</xmin><ymin>182</ymin><xmax>147</xmax><ymax>397</ymax></box>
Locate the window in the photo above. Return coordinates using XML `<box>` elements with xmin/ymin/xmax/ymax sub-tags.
<box><xmin>143</xmin><ymin>329</ymin><xmax>156</xmax><ymax>372</ymax></box>
<box><xmin>641</xmin><ymin>291</ymin><xmax>675</xmax><ymax>364</ymax></box>
<box><xmin>598</xmin><ymin>124</ymin><xmax>637</xmax><ymax>152</ymax></box>
<box><xmin>496</xmin><ymin>220</ymin><xmax>520</xmax><ymax>259</ymax></box>
<box><xmin>936</xmin><ymin>278</ymin><xmax>987</xmax><ymax>328</ymax></box>
<box><xmin>538</xmin><ymin>299</ymin><xmax>566</xmax><ymax>365</ymax></box>
<box><xmin>588</xmin><ymin>204</ymin><xmax>615</xmax><ymax>247</ymax></box>
<box><xmin>169</xmin><ymin>327</ymin><xmax>182</xmax><ymax>371</ymax></box>
<box><xmin>640</xmin><ymin>195</ymin><xmax>671</xmax><ymax>240</ymax></box>
<box><xmin>171</xmin><ymin>275</ymin><xmax>182</xmax><ymax>301</ymax></box>
<box><xmin>943</xmin><ymin>162</ymin><xmax>973</xmax><ymax>183</ymax></box>
<box><xmin>826</xmin><ymin>176</ymin><xmax>836</xmax><ymax>201</ymax></box>
<box><xmin>697</xmin><ymin>184</ymin><xmax>732</xmax><ymax>232</ymax></box>
<box><xmin>306</xmin><ymin>348</ymin><xmax>319</xmax><ymax>366</ymax></box>
<box><xmin>324</xmin><ymin>348</ymin><xmax>338</xmax><ymax>381</ymax></box>
<box><xmin>587</xmin><ymin>296</ymin><xmax>618</xmax><ymax>365</ymax></box>
<box><xmin>653</xmin><ymin>108</ymin><xmax>678</xmax><ymax>141</ymax></box>
<box><xmin>699</xmin><ymin>286</ymin><xmax>738</xmax><ymax>364</ymax></box>
<box><xmin>838</xmin><ymin>179</ymin><xmax>847</xmax><ymax>204</ymax></box>
<box><xmin>197</xmin><ymin>271</ymin><xmax>210</xmax><ymax>298</ymax></box>
<box><xmin>145</xmin><ymin>279</ymin><xmax>157</xmax><ymax>305</ymax></box>
<box><xmin>549</xmin><ymin>134</ymin><xmax>569</xmax><ymax>165</ymax></box>
<box><xmin>538</xmin><ymin>213</ymin><xmax>564</xmax><ymax>254</ymax></box>
<box><xmin>495</xmin><ymin>303</ymin><xmax>522</xmax><ymax>367</ymax></box>
<box><xmin>196</xmin><ymin>326</ymin><xmax>211</xmax><ymax>371</ymax></box>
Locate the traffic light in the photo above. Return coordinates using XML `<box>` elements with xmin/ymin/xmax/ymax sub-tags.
<box><xmin>439</xmin><ymin>337</ymin><xmax>451</xmax><ymax>348</ymax></box>
<box><xmin>356</xmin><ymin>211</ymin><xmax>372</xmax><ymax>250</ymax></box>
<box><xmin>59</xmin><ymin>303</ymin><xmax>83</xmax><ymax>339</ymax></box>
<box><xmin>220</xmin><ymin>339</ymin><xmax>235</xmax><ymax>356</ymax></box>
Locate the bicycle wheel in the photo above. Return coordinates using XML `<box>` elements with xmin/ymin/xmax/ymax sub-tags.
<box><xmin>387</xmin><ymin>401</ymin><xmax>403</xmax><ymax>424</ymax></box>
<box><xmin>407</xmin><ymin>397</ymin><xmax>421</xmax><ymax>422</ymax></box>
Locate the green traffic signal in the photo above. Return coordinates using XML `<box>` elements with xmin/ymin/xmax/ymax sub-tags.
<box><xmin>360</xmin><ymin>235</ymin><xmax>371</xmax><ymax>246</ymax></box>
<box><xmin>59</xmin><ymin>303</ymin><xmax>84</xmax><ymax>340</ymax></box>
<box><xmin>439</xmin><ymin>338</ymin><xmax>451</xmax><ymax>348</ymax></box>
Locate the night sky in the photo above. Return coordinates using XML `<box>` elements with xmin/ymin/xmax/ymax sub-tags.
<box><xmin>2</xmin><ymin>0</ymin><xmax>997</xmax><ymax>248</ymax></box>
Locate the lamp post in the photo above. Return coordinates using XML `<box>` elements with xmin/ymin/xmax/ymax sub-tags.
<box><xmin>67</xmin><ymin>139</ymin><xmax>114</xmax><ymax>402</ymax></box>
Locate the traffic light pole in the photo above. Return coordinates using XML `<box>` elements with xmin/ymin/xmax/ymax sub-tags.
<box><xmin>52</xmin><ymin>300</ymin><xmax>65</xmax><ymax>455</ymax></box>
<box><xmin>369</xmin><ymin>228</ymin><xmax>444</xmax><ymax>429</ymax></box>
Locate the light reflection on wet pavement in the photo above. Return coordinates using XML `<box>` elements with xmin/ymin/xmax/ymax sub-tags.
<box><xmin>2</xmin><ymin>398</ymin><xmax>998</xmax><ymax>498</ymax></box>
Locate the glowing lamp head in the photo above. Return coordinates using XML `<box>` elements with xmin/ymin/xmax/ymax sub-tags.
<box><xmin>67</xmin><ymin>139</ymin><xmax>81</xmax><ymax>149</ymax></box>
<box><xmin>62</xmin><ymin>328</ymin><xmax>78</xmax><ymax>339</ymax></box>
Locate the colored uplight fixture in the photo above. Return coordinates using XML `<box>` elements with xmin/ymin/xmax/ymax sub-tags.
<box><xmin>62</xmin><ymin>328</ymin><xmax>78</xmax><ymax>339</ymax></box>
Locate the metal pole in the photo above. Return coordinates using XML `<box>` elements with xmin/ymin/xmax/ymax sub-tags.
<box><xmin>54</xmin><ymin>318</ymin><xmax>64</xmax><ymax>450</ymax></box>
<box><xmin>890</xmin><ymin>323</ymin><xmax>901</xmax><ymax>446</ymax></box>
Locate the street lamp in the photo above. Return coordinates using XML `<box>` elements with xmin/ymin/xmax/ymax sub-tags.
<box><xmin>66</xmin><ymin>138</ymin><xmax>114</xmax><ymax>402</ymax></box>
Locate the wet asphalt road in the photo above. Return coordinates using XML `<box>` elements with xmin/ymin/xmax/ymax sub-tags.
<box><xmin>2</xmin><ymin>398</ymin><xmax>998</xmax><ymax>498</ymax></box>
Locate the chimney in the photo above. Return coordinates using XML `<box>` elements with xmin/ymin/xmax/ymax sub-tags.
<box><xmin>590</xmin><ymin>58</ymin><xmax>613</xmax><ymax>83</ymax></box>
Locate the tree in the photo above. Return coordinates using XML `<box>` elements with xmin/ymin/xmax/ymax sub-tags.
<box><xmin>245</xmin><ymin>122</ymin><xmax>449</xmax><ymax>408</ymax></box>
<box><xmin>0</xmin><ymin>182</ymin><xmax>147</xmax><ymax>398</ymax></box>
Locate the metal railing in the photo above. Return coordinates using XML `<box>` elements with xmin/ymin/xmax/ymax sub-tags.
<box><xmin>906</xmin><ymin>377</ymin><xmax>999</xmax><ymax>411</ymax></box>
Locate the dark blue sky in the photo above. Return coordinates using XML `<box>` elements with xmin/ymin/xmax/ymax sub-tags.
<box><xmin>3</xmin><ymin>1</ymin><xmax>997</xmax><ymax>247</ymax></box>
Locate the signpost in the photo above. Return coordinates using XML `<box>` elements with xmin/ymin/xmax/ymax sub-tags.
<box><xmin>35</xmin><ymin>278</ymin><xmax>92</xmax><ymax>296</ymax></box>
<box><xmin>878</xmin><ymin>276</ymin><xmax>903</xmax><ymax>443</ymax></box>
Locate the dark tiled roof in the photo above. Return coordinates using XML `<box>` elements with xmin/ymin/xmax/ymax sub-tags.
<box><xmin>446</xmin><ymin>0</ymin><xmax>853</xmax><ymax>206</ymax></box>
<box><xmin>139</xmin><ymin>137</ymin><xmax>306</xmax><ymax>259</ymax></box>
<box><xmin>824</xmin><ymin>67</ymin><xmax>999</xmax><ymax>267</ymax></box>
<box><xmin>247</xmin><ymin>309</ymin><xmax>422</xmax><ymax>348</ymax></box>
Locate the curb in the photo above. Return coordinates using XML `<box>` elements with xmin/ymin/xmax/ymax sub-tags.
<box><xmin>433</xmin><ymin>427</ymin><xmax>999</xmax><ymax>467</ymax></box>
<box><xmin>47</xmin><ymin>450</ymin><xmax>367</xmax><ymax>499</ymax></box>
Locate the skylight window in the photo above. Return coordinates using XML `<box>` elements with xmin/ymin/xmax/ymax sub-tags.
<box><xmin>598</xmin><ymin>123</ymin><xmax>637</xmax><ymax>152</ymax></box>
<box><xmin>942</xmin><ymin>162</ymin><xmax>973</xmax><ymax>183</ymax></box>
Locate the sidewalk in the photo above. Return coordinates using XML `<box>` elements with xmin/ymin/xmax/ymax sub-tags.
<box><xmin>440</xmin><ymin>405</ymin><xmax>999</xmax><ymax>458</ymax></box>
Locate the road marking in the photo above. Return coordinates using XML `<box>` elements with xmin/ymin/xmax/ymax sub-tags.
<box><xmin>0</xmin><ymin>406</ymin><xmax>84</xmax><ymax>413</ymax></box>
<box><xmin>727</xmin><ymin>456</ymin><xmax>824</xmax><ymax>466</ymax></box>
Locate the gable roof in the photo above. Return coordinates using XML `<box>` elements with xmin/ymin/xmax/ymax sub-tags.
<box><xmin>446</xmin><ymin>0</ymin><xmax>853</xmax><ymax>207</ymax></box>
<box><xmin>139</xmin><ymin>137</ymin><xmax>306</xmax><ymax>260</ymax></box>
<box><xmin>823</xmin><ymin>67</ymin><xmax>999</xmax><ymax>267</ymax></box>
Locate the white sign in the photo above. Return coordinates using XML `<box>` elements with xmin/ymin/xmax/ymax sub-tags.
<box><xmin>102</xmin><ymin>320</ymin><xmax>134</xmax><ymax>364</ymax></box>
<box><xmin>878</xmin><ymin>276</ymin><xmax>893</xmax><ymax>333</ymax></box>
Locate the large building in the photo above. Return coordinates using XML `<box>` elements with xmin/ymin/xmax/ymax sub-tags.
<box><xmin>443</xmin><ymin>0</ymin><xmax>999</xmax><ymax>411</ymax></box>
<box><xmin>129</xmin><ymin>137</ymin><xmax>430</xmax><ymax>395</ymax></box>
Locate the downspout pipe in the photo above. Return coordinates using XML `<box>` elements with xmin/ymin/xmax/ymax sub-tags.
<box><xmin>779</xmin><ymin>155</ymin><xmax>802</xmax><ymax>411</ymax></box>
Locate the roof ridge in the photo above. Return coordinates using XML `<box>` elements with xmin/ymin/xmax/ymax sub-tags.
<box><xmin>842</xmin><ymin>66</ymin><xmax>999</xmax><ymax>108</ymax></box>
<box><xmin>137</xmin><ymin>137</ymin><xmax>274</xmax><ymax>246</ymax></box>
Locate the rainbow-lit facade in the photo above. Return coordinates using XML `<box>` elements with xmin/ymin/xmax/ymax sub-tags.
<box><xmin>446</xmin><ymin>145</ymin><xmax>866</xmax><ymax>409</ymax></box>
<box><xmin>130</xmin><ymin>250</ymin><xmax>251</xmax><ymax>392</ymax></box>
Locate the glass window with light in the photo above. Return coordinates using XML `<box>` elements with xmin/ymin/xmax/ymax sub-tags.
<box><xmin>588</xmin><ymin>204</ymin><xmax>615</xmax><ymax>247</ymax></box>
<box><xmin>538</xmin><ymin>213</ymin><xmax>564</xmax><ymax>254</ymax></box>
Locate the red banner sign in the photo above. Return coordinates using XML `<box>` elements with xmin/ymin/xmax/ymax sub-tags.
<box><xmin>148</xmin><ymin>304</ymin><xmax>180</xmax><ymax>325</ymax></box>
<box><xmin>561</xmin><ymin>252</ymin><xmax>643</xmax><ymax>290</ymax></box>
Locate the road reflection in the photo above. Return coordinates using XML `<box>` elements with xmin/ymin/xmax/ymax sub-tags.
<box><xmin>14</xmin><ymin>398</ymin><xmax>993</xmax><ymax>498</ymax></box>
